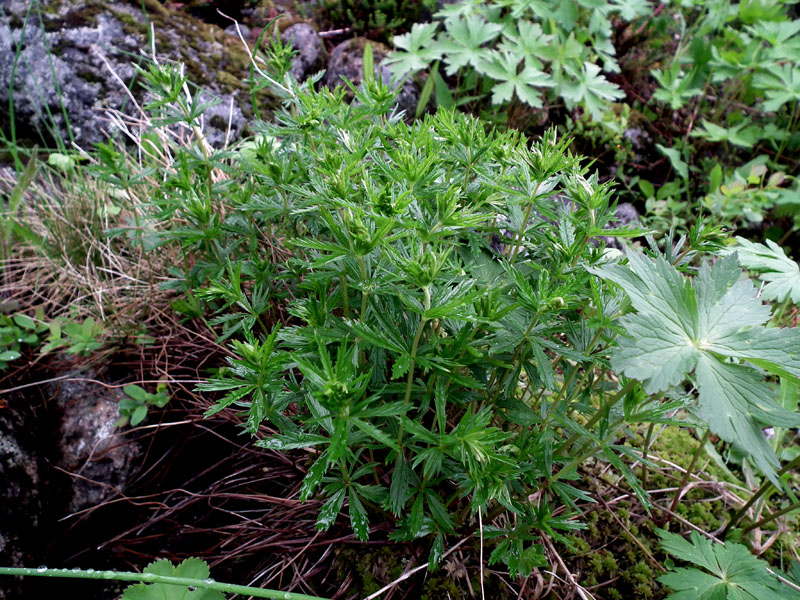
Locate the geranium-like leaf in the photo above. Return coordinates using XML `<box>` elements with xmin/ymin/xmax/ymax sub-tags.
<box><xmin>727</xmin><ymin>236</ymin><xmax>800</xmax><ymax>304</ymax></box>
<box><xmin>590</xmin><ymin>251</ymin><xmax>800</xmax><ymax>484</ymax></box>
<box><xmin>560</xmin><ymin>62</ymin><xmax>624</xmax><ymax>120</ymax></box>
<box><xmin>438</xmin><ymin>14</ymin><xmax>502</xmax><ymax>75</ymax></box>
<box><xmin>658</xmin><ymin>530</ymin><xmax>799</xmax><ymax>600</ymax></box>
<box><xmin>477</xmin><ymin>50</ymin><xmax>554</xmax><ymax>107</ymax></box>
<box><xmin>385</xmin><ymin>22</ymin><xmax>441</xmax><ymax>79</ymax></box>
<box><xmin>691</xmin><ymin>120</ymin><xmax>762</xmax><ymax>148</ymax></box>
<box><xmin>122</xmin><ymin>559</ymin><xmax>224</xmax><ymax>600</ymax></box>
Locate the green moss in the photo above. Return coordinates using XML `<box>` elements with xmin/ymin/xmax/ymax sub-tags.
<box><xmin>114</xmin><ymin>11</ymin><xmax>147</xmax><ymax>34</ymax></box>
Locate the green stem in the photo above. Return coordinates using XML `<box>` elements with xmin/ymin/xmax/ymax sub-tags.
<box><xmin>560</xmin><ymin>379</ymin><xmax>637</xmax><ymax>452</ymax></box>
<box><xmin>774</xmin><ymin>99</ymin><xmax>799</xmax><ymax>165</ymax></box>
<box><xmin>640</xmin><ymin>422</ymin><xmax>657</xmax><ymax>490</ymax></box>
<box><xmin>665</xmin><ymin>429</ymin><xmax>711</xmax><ymax>522</ymax></box>
<box><xmin>357</xmin><ymin>256</ymin><xmax>369</xmax><ymax>322</ymax></box>
<box><xmin>340</xmin><ymin>273</ymin><xmax>350</xmax><ymax>319</ymax></box>
<box><xmin>0</xmin><ymin>567</ymin><xmax>328</xmax><ymax>600</ymax></box>
<box><xmin>403</xmin><ymin>286</ymin><xmax>431</xmax><ymax>405</ymax></box>
<box><xmin>506</xmin><ymin>182</ymin><xmax>541</xmax><ymax>262</ymax></box>
<box><xmin>769</xmin><ymin>297</ymin><xmax>792</xmax><ymax>327</ymax></box>
<box><xmin>721</xmin><ymin>453</ymin><xmax>800</xmax><ymax>537</ymax></box>
<box><xmin>539</xmin><ymin>326</ymin><xmax>607</xmax><ymax>430</ymax></box>
<box><xmin>742</xmin><ymin>499</ymin><xmax>800</xmax><ymax>535</ymax></box>
<box><xmin>488</xmin><ymin>314</ymin><xmax>539</xmax><ymax>399</ymax></box>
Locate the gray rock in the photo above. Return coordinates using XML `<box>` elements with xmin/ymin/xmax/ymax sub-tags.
<box><xmin>281</xmin><ymin>23</ymin><xmax>325</xmax><ymax>82</ymax></box>
<box><xmin>623</xmin><ymin>127</ymin><xmax>652</xmax><ymax>151</ymax></box>
<box><xmin>52</xmin><ymin>372</ymin><xmax>142</xmax><ymax>513</ymax></box>
<box><xmin>613</xmin><ymin>202</ymin><xmax>639</xmax><ymax>226</ymax></box>
<box><xmin>0</xmin><ymin>0</ymin><xmax>260</xmax><ymax>149</ymax></box>
<box><xmin>224</xmin><ymin>23</ymin><xmax>250</xmax><ymax>40</ymax></box>
<box><xmin>0</xmin><ymin>369</ymin><xmax>143</xmax><ymax>597</ymax></box>
<box><xmin>324</xmin><ymin>37</ymin><xmax>420</xmax><ymax>118</ymax></box>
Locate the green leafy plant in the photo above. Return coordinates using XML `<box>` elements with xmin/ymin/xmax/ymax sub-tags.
<box><xmin>386</xmin><ymin>0</ymin><xmax>635</xmax><ymax>121</ymax></box>
<box><xmin>117</xmin><ymin>382</ymin><xmax>171</xmax><ymax>427</ymax></box>
<box><xmin>79</xmin><ymin>42</ymin><xmax>800</xmax><ymax>584</ymax></box>
<box><xmin>41</xmin><ymin>316</ymin><xmax>106</xmax><ymax>357</ymax></box>
<box><xmin>727</xmin><ymin>236</ymin><xmax>800</xmax><ymax>305</ymax></box>
<box><xmin>0</xmin><ymin>312</ymin><xmax>48</xmax><ymax>369</ymax></box>
<box><xmin>657</xmin><ymin>529</ymin><xmax>800</xmax><ymax>599</ymax></box>
<box><xmin>590</xmin><ymin>250</ymin><xmax>800</xmax><ymax>484</ymax></box>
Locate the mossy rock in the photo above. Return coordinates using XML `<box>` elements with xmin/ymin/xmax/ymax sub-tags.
<box><xmin>0</xmin><ymin>0</ymin><xmax>277</xmax><ymax>148</ymax></box>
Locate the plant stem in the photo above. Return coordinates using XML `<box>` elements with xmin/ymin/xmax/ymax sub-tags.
<box><xmin>665</xmin><ymin>429</ymin><xmax>711</xmax><ymax>522</ymax></box>
<box><xmin>721</xmin><ymin>453</ymin><xmax>800</xmax><ymax>537</ymax></box>
<box><xmin>540</xmin><ymin>326</ymin><xmax>607</xmax><ymax>430</ymax></box>
<box><xmin>340</xmin><ymin>273</ymin><xmax>350</xmax><ymax>319</ymax></box>
<box><xmin>561</xmin><ymin>379</ymin><xmax>637</xmax><ymax>452</ymax></box>
<box><xmin>640</xmin><ymin>422</ymin><xmax>656</xmax><ymax>489</ymax></box>
<box><xmin>357</xmin><ymin>255</ymin><xmax>369</xmax><ymax>322</ymax></box>
<box><xmin>774</xmin><ymin>99</ymin><xmax>799</xmax><ymax>165</ymax></box>
<box><xmin>403</xmin><ymin>285</ymin><xmax>431</xmax><ymax>405</ymax></box>
<box><xmin>506</xmin><ymin>181</ymin><xmax>541</xmax><ymax>261</ymax></box>
<box><xmin>741</xmin><ymin>499</ymin><xmax>800</xmax><ymax>535</ymax></box>
<box><xmin>0</xmin><ymin>567</ymin><xmax>328</xmax><ymax>600</ymax></box>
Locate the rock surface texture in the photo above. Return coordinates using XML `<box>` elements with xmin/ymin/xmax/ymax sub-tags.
<box><xmin>324</xmin><ymin>37</ymin><xmax>420</xmax><ymax>118</ymax></box>
<box><xmin>0</xmin><ymin>399</ymin><xmax>42</xmax><ymax>593</ymax></box>
<box><xmin>53</xmin><ymin>374</ymin><xmax>142</xmax><ymax>513</ymax></box>
<box><xmin>0</xmin><ymin>369</ymin><xmax>141</xmax><ymax>599</ymax></box>
<box><xmin>0</xmin><ymin>0</ymin><xmax>256</xmax><ymax>149</ymax></box>
<box><xmin>281</xmin><ymin>22</ymin><xmax>326</xmax><ymax>82</ymax></box>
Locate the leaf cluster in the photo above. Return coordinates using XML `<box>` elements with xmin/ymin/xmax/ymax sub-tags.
<box><xmin>386</xmin><ymin>0</ymin><xmax>633</xmax><ymax>119</ymax></box>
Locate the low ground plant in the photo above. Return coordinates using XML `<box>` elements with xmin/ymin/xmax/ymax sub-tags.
<box><xmin>76</xmin><ymin>43</ymin><xmax>800</xmax><ymax>587</ymax></box>
<box><xmin>386</xmin><ymin>0</ymin><xmax>800</xmax><ymax>242</ymax></box>
<box><xmin>2</xmin><ymin>3</ymin><xmax>800</xmax><ymax>595</ymax></box>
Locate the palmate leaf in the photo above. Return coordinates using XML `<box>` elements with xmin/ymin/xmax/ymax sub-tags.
<box><xmin>753</xmin><ymin>63</ymin><xmax>800</xmax><ymax>111</ymax></box>
<box><xmin>560</xmin><ymin>62</ymin><xmax>624</xmax><ymax>120</ymax></box>
<box><xmin>691</xmin><ymin>120</ymin><xmax>762</xmax><ymax>148</ymax></box>
<box><xmin>385</xmin><ymin>22</ymin><xmax>442</xmax><ymax>79</ymax></box>
<box><xmin>726</xmin><ymin>236</ymin><xmax>800</xmax><ymax>304</ymax></box>
<box><xmin>611</xmin><ymin>0</ymin><xmax>651</xmax><ymax>20</ymax></box>
<box><xmin>590</xmin><ymin>252</ymin><xmax>800</xmax><ymax>483</ymax></box>
<box><xmin>438</xmin><ymin>14</ymin><xmax>503</xmax><ymax>75</ymax></box>
<box><xmin>122</xmin><ymin>559</ymin><xmax>224</xmax><ymax>600</ymax></box>
<box><xmin>657</xmin><ymin>530</ymin><xmax>799</xmax><ymax>600</ymax></box>
<box><xmin>498</xmin><ymin>21</ymin><xmax>553</xmax><ymax>68</ymax></box>
<box><xmin>477</xmin><ymin>50</ymin><xmax>554</xmax><ymax>107</ymax></box>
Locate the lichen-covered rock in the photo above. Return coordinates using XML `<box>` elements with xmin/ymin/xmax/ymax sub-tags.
<box><xmin>0</xmin><ymin>0</ymin><xmax>266</xmax><ymax>149</ymax></box>
<box><xmin>281</xmin><ymin>22</ymin><xmax>325</xmax><ymax>82</ymax></box>
<box><xmin>324</xmin><ymin>37</ymin><xmax>420</xmax><ymax>118</ymax></box>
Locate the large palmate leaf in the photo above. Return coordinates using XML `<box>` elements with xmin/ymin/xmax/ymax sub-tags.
<box><xmin>753</xmin><ymin>63</ymin><xmax>800</xmax><ymax>111</ymax></box>
<box><xmin>726</xmin><ymin>236</ymin><xmax>800</xmax><ymax>304</ymax></box>
<box><xmin>691</xmin><ymin>120</ymin><xmax>762</xmax><ymax>148</ymax></box>
<box><xmin>657</xmin><ymin>530</ymin><xmax>800</xmax><ymax>600</ymax></box>
<box><xmin>590</xmin><ymin>252</ymin><xmax>800</xmax><ymax>483</ymax></box>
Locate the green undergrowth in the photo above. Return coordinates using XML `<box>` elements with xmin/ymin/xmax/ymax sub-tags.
<box><xmin>2</xmin><ymin>4</ymin><xmax>800</xmax><ymax>598</ymax></box>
